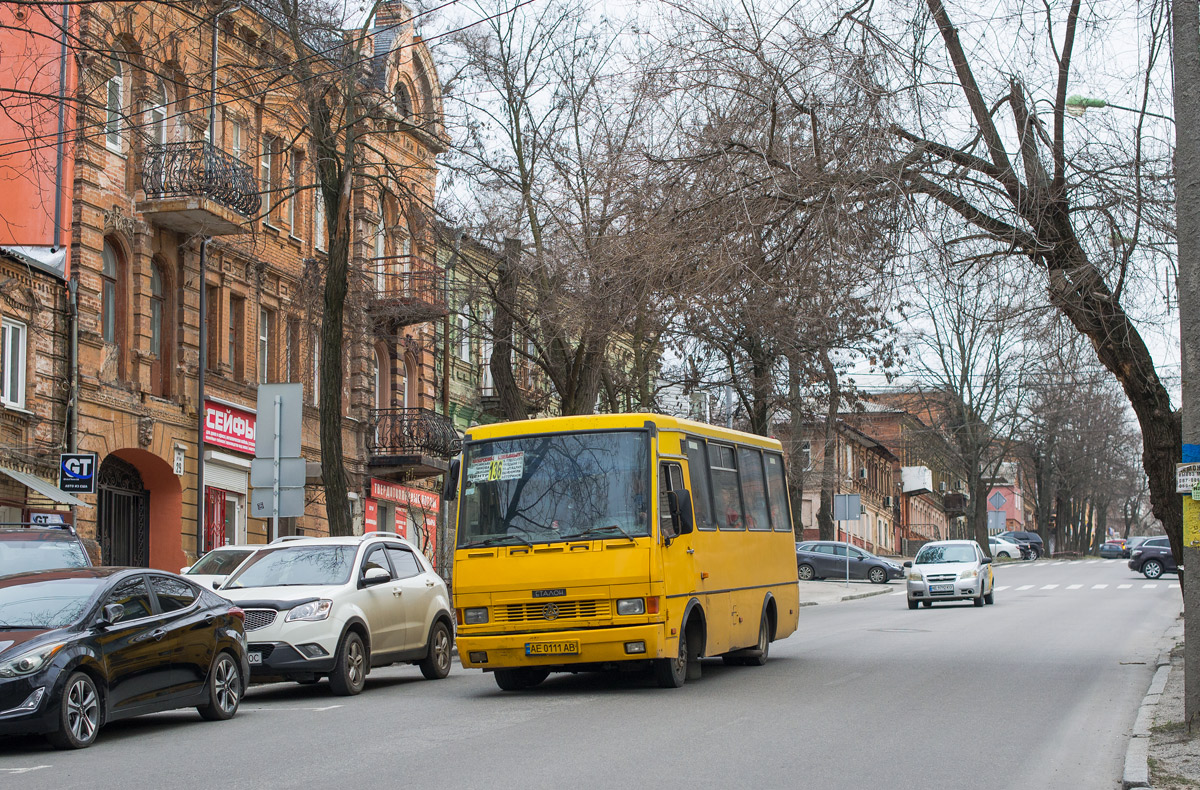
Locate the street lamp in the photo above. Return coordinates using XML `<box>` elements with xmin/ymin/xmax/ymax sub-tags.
<box><xmin>1065</xmin><ymin>94</ymin><xmax>1174</xmax><ymax>123</ymax></box>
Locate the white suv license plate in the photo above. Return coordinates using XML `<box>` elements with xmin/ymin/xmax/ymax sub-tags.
<box><xmin>929</xmin><ymin>584</ymin><xmax>954</xmax><ymax>593</ymax></box>
<box><xmin>248</xmin><ymin>652</ymin><xmax>262</xmax><ymax>665</ymax></box>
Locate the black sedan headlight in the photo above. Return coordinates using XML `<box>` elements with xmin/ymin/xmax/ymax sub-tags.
<box><xmin>0</xmin><ymin>642</ymin><xmax>66</xmax><ymax>678</ymax></box>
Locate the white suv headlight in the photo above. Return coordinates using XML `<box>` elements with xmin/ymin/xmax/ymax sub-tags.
<box><xmin>285</xmin><ymin>599</ymin><xmax>333</xmax><ymax>622</ymax></box>
<box><xmin>0</xmin><ymin>642</ymin><xmax>66</xmax><ymax>677</ymax></box>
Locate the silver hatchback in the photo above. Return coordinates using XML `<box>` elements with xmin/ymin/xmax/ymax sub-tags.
<box><xmin>904</xmin><ymin>540</ymin><xmax>994</xmax><ymax>609</ymax></box>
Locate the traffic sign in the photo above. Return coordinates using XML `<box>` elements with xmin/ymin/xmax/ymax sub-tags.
<box><xmin>250</xmin><ymin>486</ymin><xmax>305</xmax><ymax>519</ymax></box>
<box><xmin>251</xmin><ymin>457</ymin><xmax>307</xmax><ymax>489</ymax></box>
<box><xmin>59</xmin><ymin>453</ymin><xmax>97</xmax><ymax>493</ymax></box>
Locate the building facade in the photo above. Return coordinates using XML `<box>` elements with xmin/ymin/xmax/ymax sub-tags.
<box><xmin>0</xmin><ymin>1</ymin><xmax>457</xmax><ymax>570</ymax></box>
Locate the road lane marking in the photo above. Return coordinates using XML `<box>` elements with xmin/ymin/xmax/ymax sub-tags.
<box><xmin>0</xmin><ymin>767</ymin><xmax>51</xmax><ymax>775</ymax></box>
<box><xmin>240</xmin><ymin>705</ymin><xmax>344</xmax><ymax>712</ymax></box>
<box><xmin>1085</xmin><ymin>560</ymin><xmax>1100</xmax><ymax>565</ymax></box>
<box><xmin>1092</xmin><ymin>584</ymin><xmax>1108</xmax><ymax>589</ymax></box>
<box><xmin>1066</xmin><ymin>584</ymin><xmax>1083</xmax><ymax>590</ymax></box>
<box><xmin>1143</xmin><ymin>584</ymin><xmax>1159</xmax><ymax>589</ymax></box>
<box><xmin>1119</xmin><ymin>584</ymin><xmax>1132</xmax><ymax>589</ymax></box>
<box><xmin>1170</xmin><ymin>583</ymin><xmax>1181</xmax><ymax>589</ymax></box>
<box><xmin>1104</xmin><ymin>559</ymin><xmax>1118</xmax><ymax>564</ymax></box>
<box><xmin>1041</xmin><ymin>584</ymin><xmax>1059</xmax><ymax>590</ymax></box>
<box><xmin>1017</xmin><ymin>585</ymin><xmax>1035</xmax><ymax>591</ymax></box>
<box><xmin>994</xmin><ymin>585</ymin><xmax>1009</xmax><ymax>591</ymax></box>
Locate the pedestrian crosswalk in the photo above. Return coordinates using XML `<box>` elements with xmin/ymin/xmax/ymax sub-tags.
<box><xmin>888</xmin><ymin>574</ymin><xmax>1179</xmax><ymax>596</ymax></box>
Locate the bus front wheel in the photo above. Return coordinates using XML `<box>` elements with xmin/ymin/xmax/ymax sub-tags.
<box><xmin>655</xmin><ymin>631</ymin><xmax>689</xmax><ymax>688</ymax></box>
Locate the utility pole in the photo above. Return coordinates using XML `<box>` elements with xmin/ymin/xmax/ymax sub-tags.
<box><xmin>1173</xmin><ymin>0</ymin><xmax>1200</xmax><ymax>726</ymax></box>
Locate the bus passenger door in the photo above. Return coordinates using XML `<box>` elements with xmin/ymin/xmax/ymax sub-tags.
<box><xmin>658</xmin><ymin>462</ymin><xmax>698</xmax><ymax>649</ymax></box>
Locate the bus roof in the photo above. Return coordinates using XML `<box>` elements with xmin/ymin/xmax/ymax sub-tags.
<box><xmin>463</xmin><ymin>412</ymin><xmax>784</xmax><ymax>451</ymax></box>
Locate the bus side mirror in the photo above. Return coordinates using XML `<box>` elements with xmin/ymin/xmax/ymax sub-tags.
<box><xmin>442</xmin><ymin>457</ymin><xmax>460</xmax><ymax>502</ymax></box>
<box><xmin>667</xmin><ymin>490</ymin><xmax>694</xmax><ymax>535</ymax></box>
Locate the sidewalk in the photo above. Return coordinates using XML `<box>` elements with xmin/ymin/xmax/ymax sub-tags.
<box><xmin>1142</xmin><ymin>620</ymin><xmax>1200</xmax><ymax>789</ymax></box>
<box><xmin>797</xmin><ymin>579</ymin><xmax>894</xmax><ymax>606</ymax></box>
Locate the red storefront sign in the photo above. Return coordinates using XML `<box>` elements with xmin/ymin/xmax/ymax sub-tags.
<box><xmin>204</xmin><ymin>401</ymin><xmax>256</xmax><ymax>454</ymax></box>
<box><xmin>370</xmin><ymin>479</ymin><xmax>440</xmax><ymax>566</ymax></box>
<box><xmin>364</xmin><ymin>498</ymin><xmax>378</xmax><ymax>533</ymax></box>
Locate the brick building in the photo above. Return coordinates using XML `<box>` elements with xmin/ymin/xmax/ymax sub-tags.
<box><xmin>0</xmin><ymin>1</ymin><xmax>457</xmax><ymax>570</ymax></box>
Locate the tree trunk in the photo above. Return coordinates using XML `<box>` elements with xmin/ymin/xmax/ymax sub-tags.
<box><xmin>816</xmin><ymin>351</ymin><xmax>840</xmax><ymax>542</ymax></box>
<box><xmin>490</xmin><ymin>239</ymin><xmax>526</xmax><ymax>421</ymax></box>
<box><xmin>319</xmin><ymin>235</ymin><xmax>352</xmax><ymax>536</ymax></box>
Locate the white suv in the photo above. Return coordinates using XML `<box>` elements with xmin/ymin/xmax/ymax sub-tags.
<box><xmin>218</xmin><ymin>533</ymin><xmax>453</xmax><ymax>695</ymax></box>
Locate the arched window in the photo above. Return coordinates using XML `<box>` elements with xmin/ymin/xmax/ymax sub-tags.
<box><xmin>373</xmin><ymin>216</ymin><xmax>387</xmax><ymax>292</ymax></box>
<box><xmin>101</xmin><ymin>241</ymin><xmax>119</xmax><ymax>344</ymax></box>
<box><xmin>149</xmin><ymin>266</ymin><xmax>163</xmax><ymax>356</ymax></box>
<box><xmin>144</xmin><ymin>78</ymin><xmax>167</xmax><ymax>145</ymax></box>
<box><xmin>394</xmin><ymin>83</ymin><xmax>411</xmax><ymax>119</ymax></box>
<box><xmin>105</xmin><ymin>56</ymin><xmax>123</xmax><ymax>150</ymax></box>
<box><xmin>149</xmin><ymin>262</ymin><xmax>173</xmax><ymax>397</ymax></box>
<box><xmin>396</xmin><ymin>350</ymin><xmax>410</xmax><ymax>408</ymax></box>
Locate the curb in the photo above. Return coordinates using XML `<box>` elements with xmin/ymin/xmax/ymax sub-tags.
<box><xmin>797</xmin><ymin>587</ymin><xmax>893</xmax><ymax>607</ymax></box>
<box><xmin>1122</xmin><ymin>618</ymin><xmax>1183</xmax><ymax>789</ymax></box>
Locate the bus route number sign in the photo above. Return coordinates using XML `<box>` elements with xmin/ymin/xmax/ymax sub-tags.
<box><xmin>467</xmin><ymin>452</ymin><xmax>524</xmax><ymax>483</ymax></box>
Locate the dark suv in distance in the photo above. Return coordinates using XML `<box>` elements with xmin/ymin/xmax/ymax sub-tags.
<box><xmin>1128</xmin><ymin>537</ymin><xmax>1177</xmax><ymax>579</ymax></box>
<box><xmin>0</xmin><ymin>527</ymin><xmax>92</xmax><ymax>575</ymax></box>
<box><xmin>996</xmin><ymin>530</ymin><xmax>1045</xmax><ymax>560</ymax></box>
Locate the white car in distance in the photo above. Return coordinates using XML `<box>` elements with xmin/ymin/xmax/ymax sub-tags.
<box><xmin>987</xmin><ymin>536</ymin><xmax>1023</xmax><ymax>559</ymax></box>
<box><xmin>217</xmin><ymin>533</ymin><xmax>454</xmax><ymax>695</ymax></box>
<box><xmin>904</xmin><ymin>540</ymin><xmax>995</xmax><ymax>609</ymax></box>
<box><xmin>181</xmin><ymin>545</ymin><xmax>260</xmax><ymax>588</ymax></box>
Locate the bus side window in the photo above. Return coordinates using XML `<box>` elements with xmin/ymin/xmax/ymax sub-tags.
<box><xmin>658</xmin><ymin>462</ymin><xmax>688</xmax><ymax>539</ymax></box>
<box><xmin>684</xmin><ymin>439</ymin><xmax>715</xmax><ymax>530</ymax></box>
<box><xmin>738</xmin><ymin>447</ymin><xmax>771</xmax><ymax>531</ymax></box>
<box><xmin>709</xmin><ymin>444</ymin><xmax>743</xmax><ymax>530</ymax></box>
<box><xmin>764</xmin><ymin>453</ymin><xmax>792</xmax><ymax>532</ymax></box>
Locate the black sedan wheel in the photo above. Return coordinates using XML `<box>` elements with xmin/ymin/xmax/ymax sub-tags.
<box><xmin>868</xmin><ymin>566</ymin><xmax>888</xmax><ymax>584</ymax></box>
<box><xmin>797</xmin><ymin>563</ymin><xmax>815</xmax><ymax>581</ymax></box>
<box><xmin>46</xmin><ymin>672</ymin><xmax>101</xmax><ymax>750</ymax></box>
<box><xmin>1029</xmin><ymin>546</ymin><xmax>1041</xmax><ymax>561</ymax></box>
<box><xmin>198</xmin><ymin>652</ymin><xmax>242</xmax><ymax>721</ymax></box>
<box><xmin>1143</xmin><ymin>559</ymin><xmax>1165</xmax><ymax>579</ymax></box>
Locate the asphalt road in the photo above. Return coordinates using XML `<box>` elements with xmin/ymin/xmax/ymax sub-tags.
<box><xmin>0</xmin><ymin>558</ymin><xmax>1181</xmax><ymax>790</ymax></box>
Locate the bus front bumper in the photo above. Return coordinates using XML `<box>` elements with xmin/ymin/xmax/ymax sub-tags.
<box><xmin>456</xmin><ymin>623</ymin><xmax>668</xmax><ymax>670</ymax></box>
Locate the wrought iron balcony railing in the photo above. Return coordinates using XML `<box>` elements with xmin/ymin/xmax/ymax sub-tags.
<box><xmin>140</xmin><ymin>141</ymin><xmax>262</xmax><ymax>218</ymax></box>
<box><xmin>365</xmin><ymin>262</ymin><xmax>448</xmax><ymax>326</ymax></box>
<box><xmin>368</xmin><ymin>407</ymin><xmax>461</xmax><ymax>459</ymax></box>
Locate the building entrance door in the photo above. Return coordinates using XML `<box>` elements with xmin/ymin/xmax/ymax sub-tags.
<box><xmin>98</xmin><ymin>456</ymin><xmax>150</xmax><ymax>567</ymax></box>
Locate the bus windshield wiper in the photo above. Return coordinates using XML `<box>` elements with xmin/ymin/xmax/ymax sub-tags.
<box><xmin>461</xmin><ymin>534</ymin><xmax>533</xmax><ymax>549</ymax></box>
<box><xmin>575</xmin><ymin>524</ymin><xmax>636</xmax><ymax>542</ymax></box>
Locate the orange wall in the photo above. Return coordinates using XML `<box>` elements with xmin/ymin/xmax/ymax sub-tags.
<box><xmin>0</xmin><ymin>4</ymin><xmax>76</xmax><ymax>260</ymax></box>
<box><xmin>113</xmin><ymin>448</ymin><xmax>185</xmax><ymax>572</ymax></box>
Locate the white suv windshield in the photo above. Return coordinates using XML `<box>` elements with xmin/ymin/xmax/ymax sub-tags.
<box><xmin>915</xmin><ymin>545</ymin><xmax>976</xmax><ymax>564</ymax></box>
<box><xmin>224</xmin><ymin>545</ymin><xmax>356</xmax><ymax>588</ymax></box>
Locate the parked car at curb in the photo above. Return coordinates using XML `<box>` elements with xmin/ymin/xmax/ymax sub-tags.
<box><xmin>904</xmin><ymin>540</ymin><xmax>995</xmax><ymax>609</ymax></box>
<box><xmin>0</xmin><ymin>567</ymin><xmax>247</xmax><ymax>749</ymax></box>
<box><xmin>0</xmin><ymin>527</ymin><xmax>92</xmax><ymax>575</ymax></box>
<box><xmin>996</xmin><ymin>530</ymin><xmax>1045</xmax><ymax>560</ymax></box>
<box><xmin>1099</xmin><ymin>541</ymin><xmax>1125</xmax><ymax>559</ymax></box>
<box><xmin>181</xmin><ymin>545</ymin><xmax>260</xmax><ymax>589</ymax></box>
<box><xmin>987</xmin><ymin>536</ymin><xmax>1023</xmax><ymax>559</ymax></box>
<box><xmin>796</xmin><ymin>541</ymin><xmax>904</xmax><ymax>584</ymax></box>
<box><xmin>217</xmin><ymin>533</ymin><xmax>454</xmax><ymax>695</ymax></box>
<box><xmin>1128</xmin><ymin>537</ymin><xmax>1177</xmax><ymax>579</ymax></box>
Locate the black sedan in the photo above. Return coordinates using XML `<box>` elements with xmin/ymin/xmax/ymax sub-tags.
<box><xmin>796</xmin><ymin>541</ymin><xmax>905</xmax><ymax>584</ymax></box>
<box><xmin>0</xmin><ymin>567</ymin><xmax>248</xmax><ymax>749</ymax></box>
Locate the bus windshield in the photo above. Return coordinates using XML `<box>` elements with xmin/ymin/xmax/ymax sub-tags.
<box><xmin>457</xmin><ymin>431</ymin><xmax>651</xmax><ymax>547</ymax></box>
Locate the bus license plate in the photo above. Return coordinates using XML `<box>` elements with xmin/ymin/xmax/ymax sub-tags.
<box><xmin>930</xmin><ymin>584</ymin><xmax>953</xmax><ymax>593</ymax></box>
<box><xmin>248</xmin><ymin>652</ymin><xmax>262</xmax><ymax>665</ymax></box>
<box><xmin>525</xmin><ymin>641</ymin><xmax>579</xmax><ymax>656</ymax></box>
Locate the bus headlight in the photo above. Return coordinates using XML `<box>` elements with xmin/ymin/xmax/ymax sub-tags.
<box><xmin>616</xmin><ymin>598</ymin><xmax>645</xmax><ymax>615</ymax></box>
<box><xmin>464</xmin><ymin>607</ymin><xmax>488</xmax><ymax>624</ymax></box>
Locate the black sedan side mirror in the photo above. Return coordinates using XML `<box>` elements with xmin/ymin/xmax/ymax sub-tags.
<box><xmin>96</xmin><ymin>603</ymin><xmax>125</xmax><ymax>627</ymax></box>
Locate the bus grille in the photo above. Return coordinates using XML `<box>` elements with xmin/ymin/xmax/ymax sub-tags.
<box><xmin>493</xmin><ymin>599</ymin><xmax>612</xmax><ymax>623</ymax></box>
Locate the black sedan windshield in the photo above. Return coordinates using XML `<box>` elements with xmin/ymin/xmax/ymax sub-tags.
<box><xmin>0</xmin><ymin>577</ymin><xmax>102</xmax><ymax>628</ymax></box>
<box><xmin>457</xmin><ymin>431</ymin><xmax>651</xmax><ymax>547</ymax></box>
<box><xmin>224</xmin><ymin>546</ymin><xmax>355</xmax><ymax>588</ymax></box>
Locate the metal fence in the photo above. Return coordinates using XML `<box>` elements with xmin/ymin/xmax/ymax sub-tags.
<box><xmin>140</xmin><ymin>141</ymin><xmax>262</xmax><ymax>218</ymax></box>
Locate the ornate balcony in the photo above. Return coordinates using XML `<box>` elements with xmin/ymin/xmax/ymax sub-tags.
<box><xmin>367</xmin><ymin>407</ymin><xmax>461</xmax><ymax>479</ymax></box>
<box><xmin>137</xmin><ymin>142</ymin><xmax>260</xmax><ymax>236</ymax></box>
<box><xmin>365</xmin><ymin>261</ymin><xmax>448</xmax><ymax>328</ymax></box>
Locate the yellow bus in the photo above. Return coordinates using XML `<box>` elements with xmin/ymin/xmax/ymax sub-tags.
<box><xmin>446</xmin><ymin>413</ymin><xmax>799</xmax><ymax>689</ymax></box>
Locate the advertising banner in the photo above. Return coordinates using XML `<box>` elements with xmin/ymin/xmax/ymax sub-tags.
<box><xmin>204</xmin><ymin>401</ymin><xmax>256</xmax><ymax>454</ymax></box>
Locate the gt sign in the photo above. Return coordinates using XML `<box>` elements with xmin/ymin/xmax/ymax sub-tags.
<box><xmin>59</xmin><ymin>453</ymin><xmax>98</xmax><ymax>493</ymax></box>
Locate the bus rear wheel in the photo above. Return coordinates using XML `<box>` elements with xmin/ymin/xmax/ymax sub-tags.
<box><xmin>654</xmin><ymin>631</ymin><xmax>689</xmax><ymax>688</ymax></box>
<box><xmin>494</xmin><ymin>668</ymin><xmax>549</xmax><ymax>691</ymax></box>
